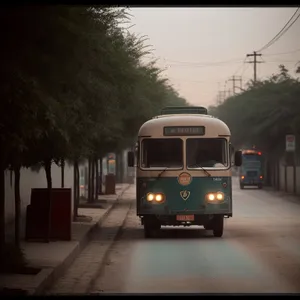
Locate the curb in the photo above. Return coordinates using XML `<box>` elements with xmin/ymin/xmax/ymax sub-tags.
<box><xmin>87</xmin><ymin>202</ymin><xmax>132</xmax><ymax>293</ymax></box>
<box><xmin>34</xmin><ymin>184</ymin><xmax>132</xmax><ymax>295</ymax></box>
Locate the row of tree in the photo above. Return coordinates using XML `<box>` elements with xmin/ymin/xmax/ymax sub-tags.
<box><xmin>0</xmin><ymin>6</ymin><xmax>188</xmax><ymax>255</ymax></box>
<box><xmin>209</xmin><ymin>64</ymin><xmax>300</xmax><ymax>183</ymax></box>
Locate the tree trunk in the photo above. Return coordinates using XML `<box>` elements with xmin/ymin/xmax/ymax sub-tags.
<box><xmin>276</xmin><ymin>160</ymin><xmax>280</xmax><ymax>191</ymax></box>
<box><xmin>14</xmin><ymin>165</ymin><xmax>21</xmax><ymax>248</ymax></box>
<box><xmin>99</xmin><ymin>157</ymin><xmax>103</xmax><ymax>195</ymax></box>
<box><xmin>76</xmin><ymin>164</ymin><xmax>80</xmax><ymax>209</ymax></box>
<box><xmin>116</xmin><ymin>152</ymin><xmax>121</xmax><ymax>183</ymax></box>
<box><xmin>95</xmin><ymin>158</ymin><xmax>99</xmax><ymax>197</ymax></box>
<box><xmin>44</xmin><ymin>160</ymin><xmax>52</xmax><ymax>242</ymax></box>
<box><xmin>88</xmin><ymin>158</ymin><xmax>92</xmax><ymax>203</ymax></box>
<box><xmin>0</xmin><ymin>166</ymin><xmax>5</xmax><ymax>252</ymax></box>
<box><xmin>73</xmin><ymin>160</ymin><xmax>79</xmax><ymax>221</ymax></box>
<box><xmin>61</xmin><ymin>158</ymin><xmax>65</xmax><ymax>188</ymax></box>
<box><xmin>91</xmin><ymin>158</ymin><xmax>95</xmax><ymax>201</ymax></box>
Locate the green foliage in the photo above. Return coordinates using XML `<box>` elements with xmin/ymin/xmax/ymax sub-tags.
<box><xmin>0</xmin><ymin>5</ymin><xmax>190</xmax><ymax>247</ymax></box>
<box><xmin>210</xmin><ymin>65</ymin><xmax>300</xmax><ymax>158</ymax></box>
<box><xmin>0</xmin><ymin>5</ymin><xmax>188</xmax><ymax>168</ymax></box>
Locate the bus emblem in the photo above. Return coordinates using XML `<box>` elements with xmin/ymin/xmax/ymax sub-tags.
<box><xmin>178</xmin><ymin>172</ymin><xmax>192</xmax><ymax>186</ymax></box>
<box><xmin>180</xmin><ymin>190</ymin><xmax>190</xmax><ymax>201</ymax></box>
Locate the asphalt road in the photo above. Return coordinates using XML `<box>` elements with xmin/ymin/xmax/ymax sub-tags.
<box><xmin>90</xmin><ymin>179</ymin><xmax>300</xmax><ymax>294</ymax></box>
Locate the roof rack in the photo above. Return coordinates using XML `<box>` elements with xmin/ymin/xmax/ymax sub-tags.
<box><xmin>161</xmin><ymin>106</ymin><xmax>208</xmax><ymax>115</ymax></box>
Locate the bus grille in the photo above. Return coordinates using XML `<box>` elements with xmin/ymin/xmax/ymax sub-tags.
<box><xmin>247</xmin><ymin>171</ymin><xmax>258</xmax><ymax>177</ymax></box>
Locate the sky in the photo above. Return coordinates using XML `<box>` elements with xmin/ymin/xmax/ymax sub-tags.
<box><xmin>127</xmin><ymin>7</ymin><xmax>300</xmax><ymax>107</ymax></box>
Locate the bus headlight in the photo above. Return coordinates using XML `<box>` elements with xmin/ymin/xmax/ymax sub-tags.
<box><xmin>155</xmin><ymin>194</ymin><xmax>163</xmax><ymax>202</ymax></box>
<box><xmin>216</xmin><ymin>192</ymin><xmax>224</xmax><ymax>200</ymax></box>
<box><xmin>206</xmin><ymin>192</ymin><xmax>224</xmax><ymax>202</ymax></box>
<box><xmin>147</xmin><ymin>193</ymin><xmax>155</xmax><ymax>201</ymax></box>
<box><xmin>146</xmin><ymin>193</ymin><xmax>165</xmax><ymax>203</ymax></box>
<box><xmin>207</xmin><ymin>193</ymin><xmax>215</xmax><ymax>201</ymax></box>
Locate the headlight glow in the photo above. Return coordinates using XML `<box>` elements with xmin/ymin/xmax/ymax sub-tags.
<box><xmin>146</xmin><ymin>192</ymin><xmax>165</xmax><ymax>203</ymax></box>
<box><xmin>147</xmin><ymin>193</ymin><xmax>154</xmax><ymax>201</ymax></box>
<box><xmin>206</xmin><ymin>192</ymin><xmax>225</xmax><ymax>202</ymax></box>
<box><xmin>208</xmin><ymin>193</ymin><xmax>215</xmax><ymax>201</ymax></box>
<box><xmin>155</xmin><ymin>194</ymin><xmax>163</xmax><ymax>202</ymax></box>
<box><xmin>216</xmin><ymin>192</ymin><xmax>224</xmax><ymax>200</ymax></box>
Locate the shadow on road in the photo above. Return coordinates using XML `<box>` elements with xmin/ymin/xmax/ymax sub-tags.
<box><xmin>119</xmin><ymin>226</ymin><xmax>216</xmax><ymax>241</ymax></box>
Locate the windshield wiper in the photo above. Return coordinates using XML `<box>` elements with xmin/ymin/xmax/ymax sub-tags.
<box><xmin>157</xmin><ymin>167</ymin><xmax>169</xmax><ymax>179</ymax></box>
<box><xmin>188</xmin><ymin>164</ymin><xmax>211</xmax><ymax>177</ymax></box>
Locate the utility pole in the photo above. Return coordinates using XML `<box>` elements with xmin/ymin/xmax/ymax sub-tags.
<box><xmin>220</xmin><ymin>90</ymin><xmax>227</xmax><ymax>102</ymax></box>
<box><xmin>228</xmin><ymin>76</ymin><xmax>242</xmax><ymax>95</ymax></box>
<box><xmin>216</xmin><ymin>92</ymin><xmax>221</xmax><ymax>105</ymax></box>
<box><xmin>246</xmin><ymin>51</ymin><xmax>263</xmax><ymax>82</ymax></box>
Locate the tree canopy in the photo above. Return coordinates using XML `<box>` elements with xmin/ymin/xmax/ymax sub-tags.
<box><xmin>0</xmin><ymin>5</ymin><xmax>189</xmax><ymax>170</ymax></box>
<box><xmin>0</xmin><ymin>6</ymin><xmax>189</xmax><ymax>248</ymax></box>
<box><xmin>208</xmin><ymin>65</ymin><xmax>300</xmax><ymax>159</ymax></box>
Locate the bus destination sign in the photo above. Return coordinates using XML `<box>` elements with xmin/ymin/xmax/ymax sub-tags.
<box><xmin>163</xmin><ymin>126</ymin><xmax>205</xmax><ymax>136</ymax></box>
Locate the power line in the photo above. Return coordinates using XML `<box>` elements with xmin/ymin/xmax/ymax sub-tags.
<box><xmin>257</xmin><ymin>7</ymin><xmax>300</xmax><ymax>52</ymax></box>
<box><xmin>264</xmin><ymin>48</ymin><xmax>300</xmax><ymax>57</ymax></box>
<box><xmin>241</xmin><ymin>63</ymin><xmax>250</xmax><ymax>77</ymax></box>
<box><xmin>162</xmin><ymin>57</ymin><xmax>243</xmax><ymax>66</ymax></box>
<box><xmin>233</xmin><ymin>57</ymin><xmax>247</xmax><ymax>76</ymax></box>
<box><xmin>145</xmin><ymin>47</ymin><xmax>300</xmax><ymax>66</ymax></box>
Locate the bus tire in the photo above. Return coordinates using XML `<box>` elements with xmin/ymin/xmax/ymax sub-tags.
<box><xmin>144</xmin><ymin>218</ymin><xmax>161</xmax><ymax>238</ymax></box>
<box><xmin>213</xmin><ymin>216</ymin><xmax>224</xmax><ymax>238</ymax></box>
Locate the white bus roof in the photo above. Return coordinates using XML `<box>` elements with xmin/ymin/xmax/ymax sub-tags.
<box><xmin>138</xmin><ymin>114</ymin><xmax>231</xmax><ymax>137</ymax></box>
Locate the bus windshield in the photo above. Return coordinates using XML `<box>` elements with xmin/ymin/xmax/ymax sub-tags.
<box><xmin>141</xmin><ymin>138</ymin><xmax>183</xmax><ymax>168</ymax></box>
<box><xmin>186</xmin><ymin>138</ymin><xmax>228</xmax><ymax>168</ymax></box>
<box><xmin>242</xmin><ymin>154</ymin><xmax>262</xmax><ymax>168</ymax></box>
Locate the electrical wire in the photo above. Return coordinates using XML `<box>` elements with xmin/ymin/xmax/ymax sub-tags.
<box><xmin>264</xmin><ymin>48</ymin><xmax>300</xmax><ymax>57</ymax></box>
<box><xmin>257</xmin><ymin>7</ymin><xmax>300</xmax><ymax>52</ymax></box>
<box><xmin>163</xmin><ymin>57</ymin><xmax>243</xmax><ymax>66</ymax></box>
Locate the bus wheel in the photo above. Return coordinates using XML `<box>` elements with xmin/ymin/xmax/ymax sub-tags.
<box><xmin>144</xmin><ymin>218</ymin><xmax>161</xmax><ymax>238</ymax></box>
<box><xmin>212</xmin><ymin>216</ymin><xmax>224</xmax><ymax>238</ymax></box>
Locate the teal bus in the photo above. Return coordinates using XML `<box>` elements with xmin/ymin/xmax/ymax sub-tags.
<box><xmin>239</xmin><ymin>149</ymin><xmax>264</xmax><ymax>189</ymax></box>
<box><xmin>127</xmin><ymin>106</ymin><xmax>242</xmax><ymax>238</ymax></box>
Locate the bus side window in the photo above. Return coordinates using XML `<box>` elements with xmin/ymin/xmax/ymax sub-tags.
<box><xmin>135</xmin><ymin>142</ymin><xmax>140</xmax><ymax>167</ymax></box>
<box><xmin>229</xmin><ymin>143</ymin><xmax>234</xmax><ymax>165</ymax></box>
<box><xmin>141</xmin><ymin>141</ymin><xmax>148</xmax><ymax>167</ymax></box>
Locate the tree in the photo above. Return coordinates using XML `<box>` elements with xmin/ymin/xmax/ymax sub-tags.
<box><xmin>210</xmin><ymin>65</ymin><xmax>300</xmax><ymax>191</ymax></box>
<box><xmin>0</xmin><ymin>5</ymin><xmax>189</xmax><ymax>265</ymax></box>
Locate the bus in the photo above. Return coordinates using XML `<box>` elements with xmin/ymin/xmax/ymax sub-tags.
<box><xmin>239</xmin><ymin>149</ymin><xmax>264</xmax><ymax>189</ymax></box>
<box><xmin>127</xmin><ymin>106</ymin><xmax>242</xmax><ymax>238</ymax></box>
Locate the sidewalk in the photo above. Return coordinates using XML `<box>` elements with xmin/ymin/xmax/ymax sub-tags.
<box><xmin>0</xmin><ymin>183</ymin><xmax>131</xmax><ymax>296</ymax></box>
<box><xmin>233</xmin><ymin>175</ymin><xmax>300</xmax><ymax>204</ymax></box>
<box><xmin>262</xmin><ymin>186</ymin><xmax>300</xmax><ymax>204</ymax></box>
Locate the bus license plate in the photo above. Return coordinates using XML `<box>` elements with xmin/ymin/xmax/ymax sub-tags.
<box><xmin>176</xmin><ymin>215</ymin><xmax>194</xmax><ymax>221</ymax></box>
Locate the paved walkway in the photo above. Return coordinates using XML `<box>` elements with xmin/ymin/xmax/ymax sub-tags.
<box><xmin>0</xmin><ymin>183</ymin><xmax>131</xmax><ymax>295</ymax></box>
<box><xmin>232</xmin><ymin>175</ymin><xmax>300</xmax><ymax>203</ymax></box>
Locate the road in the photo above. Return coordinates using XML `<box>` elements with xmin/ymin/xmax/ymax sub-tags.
<box><xmin>90</xmin><ymin>179</ymin><xmax>300</xmax><ymax>294</ymax></box>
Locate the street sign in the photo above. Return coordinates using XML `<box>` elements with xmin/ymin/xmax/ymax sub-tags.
<box><xmin>286</xmin><ymin>135</ymin><xmax>296</xmax><ymax>152</ymax></box>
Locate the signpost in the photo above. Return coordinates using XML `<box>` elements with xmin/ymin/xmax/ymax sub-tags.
<box><xmin>285</xmin><ymin>135</ymin><xmax>296</xmax><ymax>194</ymax></box>
<box><xmin>286</xmin><ymin>135</ymin><xmax>296</xmax><ymax>152</ymax></box>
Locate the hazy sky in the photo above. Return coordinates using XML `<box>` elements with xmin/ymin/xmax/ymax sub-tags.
<box><xmin>128</xmin><ymin>7</ymin><xmax>300</xmax><ymax>107</ymax></box>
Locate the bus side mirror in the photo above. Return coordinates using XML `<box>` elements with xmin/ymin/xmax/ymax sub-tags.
<box><xmin>127</xmin><ymin>151</ymin><xmax>134</xmax><ymax>167</ymax></box>
<box><xmin>234</xmin><ymin>150</ymin><xmax>242</xmax><ymax>167</ymax></box>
